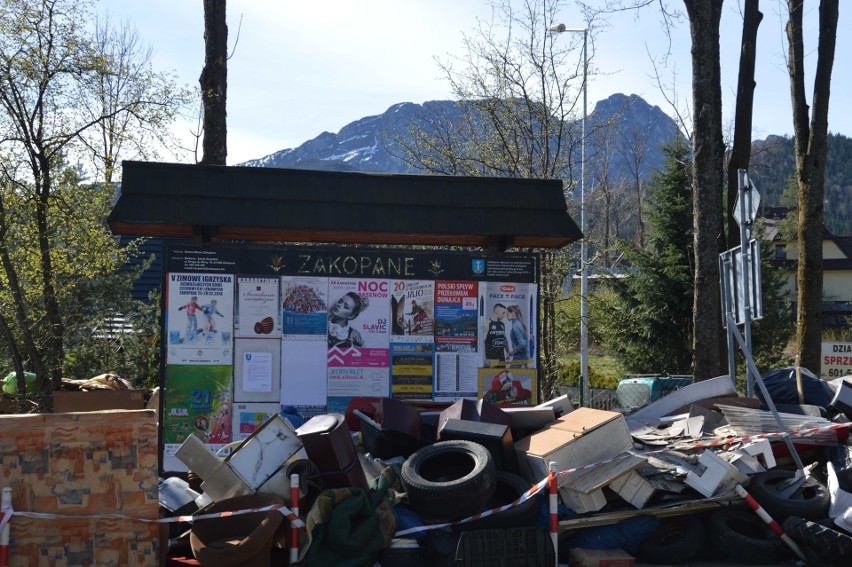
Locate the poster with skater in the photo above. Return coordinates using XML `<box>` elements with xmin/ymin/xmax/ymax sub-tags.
<box><xmin>390</xmin><ymin>279</ymin><xmax>435</xmax><ymax>343</ymax></box>
<box><xmin>478</xmin><ymin>367</ymin><xmax>537</xmax><ymax>406</ymax></box>
<box><xmin>166</xmin><ymin>273</ymin><xmax>234</xmax><ymax>365</ymax></box>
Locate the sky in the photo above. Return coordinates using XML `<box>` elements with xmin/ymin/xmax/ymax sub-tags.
<box><xmin>98</xmin><ymin>1</ymin><xmax>852</xmax><ymax>166</ymax></box>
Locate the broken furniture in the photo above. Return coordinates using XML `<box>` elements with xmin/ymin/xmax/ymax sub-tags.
<box><xmin>190</xmin><ymin>493</ymin><xmax>287</xmax><ymax>567</ymax></box>
<box><xmin>296</xmin><ymin>412</ymin><xmax>369</xmax><ymax>491</ymax></box>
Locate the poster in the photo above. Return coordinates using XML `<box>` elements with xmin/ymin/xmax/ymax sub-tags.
<box><xmin>281</xmin><ymin>339</ymin><xmax>328</xmax><ymax>408</ymax></box>
<box><xmin>236</xmin><ymin>277</ymin><xmax>281</xmax><ymax>338</ymax></box>
<box><xmin>327</xmin><ymin>367</ymin><xmax>390</xmax><ymax>416</ymax></box>
<box><xmin>391</xmin><ymin>279</ymin><xmax>435</xmax><ymax>342</ymax></box>
<box><xmin>232</xmin><ymin>402</ymin><xmax>282</xmax><ymax>442</ymax></box>
<box><xmin>479</xmin><ymin>282</ymin><xmax>536</xmax><ymax>369</ymax></box>
<box><xmin>478</xmin><ymin>367</ymin><xmax>537</xmax><ymax>406</ymax></box>
<box><xmin>327</xmin><ymin>278</ymin><xmax>390</xmax><ymax>367</ymax></box>
<box><xmin>166</xmin><ymin>272</ymin><xmax>234</xmax><ymax>365</ymax></box>
<box><xmin>435</xmin><ymin>280</ymin><xmax>479</xmax><ymax>352</ymax></box>
<box><xmin>391</xmin><ymin>343</ymin><xmax>434</xmax><ymax>400</ymax></box>
<box><xmin>434</xmin><ymin>351</ymin><xmax>479</xmax><ymax>401</ymax></box>
<box><xmin>163</xmin><ymin>365</ymin><xmax>233</xmax><ymax>471</ymax></box>
<box><xmin>281</xmin><ymin>276</ymin><xmax>329</xmax><ymax>339</ymax></box>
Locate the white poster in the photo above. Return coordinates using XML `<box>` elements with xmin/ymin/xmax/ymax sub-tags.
<box><xmin>241</xmin><ymin>351</ymin><xmax>273</xmax><ymax>392</ymax></box>
<box><xmin>166</xmin><ymin>273</ymin><xmax>234</xmax><ymax>365</ymax></box>
<box><xmin>281</xmin><ymin>339</ymin><xmax>328</xmax><ymax>407</ymax></box>
<box><xmin>236</xmin><ymin>277</ymin><xmax>281</xmax><ymax>338</ymax></box>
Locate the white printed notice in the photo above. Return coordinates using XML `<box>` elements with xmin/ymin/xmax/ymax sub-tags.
<box><xmin>166</xmin><ymin>273</ymin><xmax>234</xmax><ymax>365</ymax></box>
<box><xmin>236</xmin><ymin>277</ymin><xmax>281</xmax><ymax>338</ymax></box>
<box><xmin>242</xmin><ymin>351</ymin><xmax>273</xmax><ymax>393</ymax></box>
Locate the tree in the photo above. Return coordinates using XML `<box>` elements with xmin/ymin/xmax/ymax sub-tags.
<box><xmin>598</xmin><ymin>138</ymin><xmax>694</xmax><ymax>374</ymax></box>
<box><xmin>0</xmin><ymin>0</ymin><xmax>184</xmax><ymax>409</ymax></box>
<box><xmin>394</xmin><ymin>0</ymin><xmax>591</xmax><ymax>397</ymax></box>
<box><xmin>200</xmin><ymin>0</ymin><xmax>228</xmax><ymax>165</ymax></box>
<box><xmin>684</xmin><ymin>1</ymin><xmax>727</xmax><ymax>380</ymax></box>
<box><xmin>726</xmin><ymin>0</ymin><xmax>762</xmax><ymax>250</ymax></box>
<box><xmin>787</xmin><ymin>0</ymin><xmax>839</xmax><ymax>373</ymax></box>
<box><xmin>79</xmin><ymin>15</ymin><xmax>193</xmax><ymax>184</ymax></box>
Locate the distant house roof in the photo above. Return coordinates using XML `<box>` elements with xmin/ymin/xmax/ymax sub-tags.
<box><xmin>108</xmin><ymin>161</ymin><xmax>582</xmax><ymax>250</ymax></box>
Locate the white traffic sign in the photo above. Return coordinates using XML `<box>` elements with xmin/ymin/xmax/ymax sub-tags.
<box><xmin>733</xmin><ymin>173</ymin><xmax>761</xmax><ymax>228</ymax></box>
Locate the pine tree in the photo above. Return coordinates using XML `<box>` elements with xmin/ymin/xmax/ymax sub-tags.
<box><xmin>598</xmin><ymin>137</ymin><xmax>695</xmax><ymax>374</ymax></box>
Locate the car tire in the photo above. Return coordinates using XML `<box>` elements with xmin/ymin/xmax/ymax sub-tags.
<box><xmin>401</xmin><ymin>440</ymin><xmax>496</xmax><ymax>523</ymax></box>
<box><xmin>707</xmin><ymin>508</ymin><xmax>789</xmax><ymax>564</ymax></box>
<box><xmin>783</xmin><ymin>516</ymin><xmax>852</xmax><ymax>564</ymax></box>
<box><xmin>638</xmin><ymin>514</ymin><xmax>705</xmax><ymax>564</ymax></box>
<box><xmin>457</xmin><ymin>471</ymin><xmax>540</xmax><ymax>531</ymax></box>
<box><xmin>747</xmin><ymin>469</ymin><xmax>830</xmax><ymax>521</ymax></box>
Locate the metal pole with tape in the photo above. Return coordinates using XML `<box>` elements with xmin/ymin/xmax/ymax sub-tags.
<box><xmin>734</xmin><ymin>484</ymin><xmax>806</xmax><ymax>561</ymax></box>
<box><xmin>289</xmin><ymin>473</ymin><xmax>300</xmax><ymax>565</ymax></box>
<box><xmin>0</xmin><ymin>487</ymin><xmax>11</xmax><ymax>567</ymax></box>
<box><xmin>549</xmin><ymin>461</ymin><xmax>558</xmax><ymax>566</ymax></box>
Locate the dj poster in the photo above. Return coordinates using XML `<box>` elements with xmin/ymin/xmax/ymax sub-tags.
<box><xmin>327</xmin><ymin>278</ymin><xmax>390</xmax><ymax>367</ymax></box>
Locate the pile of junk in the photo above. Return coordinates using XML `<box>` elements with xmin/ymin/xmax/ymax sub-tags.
<box><xmin>160</xmin><ymin>368</ymin><xmax>852</xmax><ymax>567</ymax></box>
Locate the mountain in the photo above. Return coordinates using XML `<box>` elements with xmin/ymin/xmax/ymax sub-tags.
<box><xmin>241</xmin><ymin>94</ymin><xmax>851</xmax><ymax>236</ymax></box>
<box><xmin>240</xmin><ymin>93</ymin><xmax>682</xmax><ymax>180</ymax></box>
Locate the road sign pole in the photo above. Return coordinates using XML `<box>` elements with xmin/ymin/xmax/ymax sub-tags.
<box><xmin>738</xmin><ymin>169</ymin><xmax>754</xmax><ymax>396</ymax></box>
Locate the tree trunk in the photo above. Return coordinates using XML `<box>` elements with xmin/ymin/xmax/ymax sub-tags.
<box><xmin>727</xmin><ymin>0</ymin><xmax>762</xmax><ymax>250</ymax></box>
<box><xmin>684</xmin><ymin>1</ymin><xmax>726</xmax><ymax>381</ymax></box>
<box><xmin>200</xmin><ymin>0</ymin><xmax>227</xmax><ymax>165</ymax></box>
<box><xmin>787</xmin><ymin>0</ymin><xmax>838</xmax><ymax>374</ymax></box>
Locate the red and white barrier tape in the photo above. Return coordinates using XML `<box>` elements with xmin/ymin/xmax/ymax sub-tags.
<box><xmin>0</xmin><ymin>501</ymin><xmax>304</xmax><ymax>529</ymax></box>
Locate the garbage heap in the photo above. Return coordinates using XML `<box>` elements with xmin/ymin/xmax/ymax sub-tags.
<box><xmin>163</xmin><ymin>369</ymin><xmax>852</xmax><ymax>566</ymax></box>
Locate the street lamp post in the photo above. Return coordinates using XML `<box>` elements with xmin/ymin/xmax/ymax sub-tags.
<box><xmin>550</xmin><ymin>24</ymin><xmax>589</xmax><ymax>406</ymax></box>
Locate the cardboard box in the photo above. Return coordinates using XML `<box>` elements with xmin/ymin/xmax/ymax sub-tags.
<box><xmin>0</xmin><ymin>410</ymin><xmax>161</xmax><ymax>565</ymax></box>
<box><xmin>514</xmin><ymin>407</ymin><xmax>633</xmax><ymax>483</ymax></box>
<box><xmin>53</xmin><ymin>389</ymin><xmax>147</xmax><ymax>412</ymax></box>
<box><xmin>568</xmin><ymin>547</ymin><xmax>635</xmax><ymax>567</ymax></box>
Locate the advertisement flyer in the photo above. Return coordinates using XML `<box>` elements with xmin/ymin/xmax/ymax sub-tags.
<box><xmin>478</xmin><ymin>282</ymin><xmax>536</xmax><ymax>369</ymax></box>
<box><xmin>166</xmin><ymin>272</ymin><xmax>234</xmax><ymax>365</ymax></box>
<box><xmin>478</xmin><ymin>367</ymin><xmax>537</xmax><ymax>406</ymax></box>
<box><xmin>281</xmin><ymin>276</ymin><xmax>329</xmax><ymax>339</ymax></box>
<box><xmin>327</xmin><ymin>367</ymin><xmax>390</xmax><ymax>416</ymax></box>
<box><xmin>390</xmin><ymin>279</ymin><xmax>435</xmax><ymax>343</ymax></box>
<box><xmin>235</xmin><ymin>277</ymin><xmax>281</xmax><ymax>338</ymax></box>
<box><xmin>327</xmin><ymin>278</ymin><xmax>390</xmax><ymax>367</ymax></box>
<box><xmin>434</xmin><ymin>280</ymin><xmax>479</xmax><ymax>353</ymax></box>
<box><xmin>390</xmin><ymin>343</ymin><xmax>434</xmax><ymax>400</ymax></box>
<box><xmin>162</xmin><ymin>365</ymin><xmax>233</xmax><ymax>471</ymax></box>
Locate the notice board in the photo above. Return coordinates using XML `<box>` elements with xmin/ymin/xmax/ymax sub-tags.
<box><xmin>161</xmin><ymin>243</ymin><xmax>539</xmax><ymax>471</ymax></box>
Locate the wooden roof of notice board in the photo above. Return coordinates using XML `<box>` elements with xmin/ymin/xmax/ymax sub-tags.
<box><xmin>108</xmin><ymin>161</ymin><xmax>583</xmax><ymax>250</ymax></box>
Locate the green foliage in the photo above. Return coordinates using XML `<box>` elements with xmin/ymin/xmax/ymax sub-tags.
<box><xmin>556</xmin><ymin>356</ymin><xmax>622</xmax><ymax>390</ymax></box>
<box><xmin>750</xmin><ymin>134</ymin><xmax>852</xmax><ymax>236</ymax></box>
<box><xmin>595</xmin><ymin>138</ymin><xmax>695</xmax><ymax>375</ymax></box>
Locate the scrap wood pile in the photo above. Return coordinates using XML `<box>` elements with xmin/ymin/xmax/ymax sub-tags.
<box><xmin>163</xmin><ymin>368</ymin><xmax>852</xmax><ymax>566</ymax></box>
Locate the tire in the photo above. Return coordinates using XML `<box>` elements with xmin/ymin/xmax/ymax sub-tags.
<box><xmin>457</xmin><ymin>471</ymin><xmax>540</xmax><ymax>531</ymax></box>
<box><xmin>638</xmin><ymin>514</ymin><xmax>705</xmax><ymax>564</ymax></box>
<box><xmin>783</xmin><ymin>516</ymin><xmax>852</xmax><ymax>564</ymax></box>
<box><xmin>707</xmin><ymin>508</ymin><xmax>789</xmax><ymax>564</ymax></box>
<box><xmin>401</xmin><ymin>440</ymin><xmax>496</xmax><ymax>523</ymax></box>
<box><xmin>747</xmin><ymin>469</ymin><xmax>830</xmax><ymax>521</ymax></box>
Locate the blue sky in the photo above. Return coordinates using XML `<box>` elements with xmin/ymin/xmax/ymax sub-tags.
<box><xmin>100</xmin><ymin>1</ymin><xmax>851</xmax><ymax>166</ymax></box>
